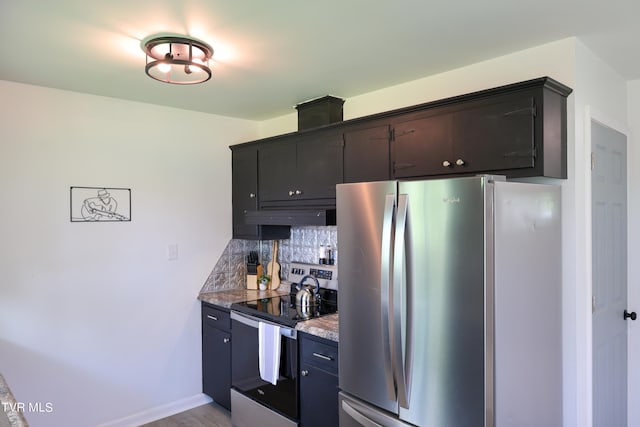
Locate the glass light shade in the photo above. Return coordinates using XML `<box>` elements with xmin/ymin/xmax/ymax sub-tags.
<box><xmin>143</xmin><ymin>36</ymin><xmax>213</xmax><ymax>84</ymax></box>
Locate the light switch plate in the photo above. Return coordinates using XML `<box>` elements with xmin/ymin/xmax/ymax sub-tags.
<box><xmin>167</xmin><ymin>243</ymin><xmax>179</xmax><ymax>261</ymax></box>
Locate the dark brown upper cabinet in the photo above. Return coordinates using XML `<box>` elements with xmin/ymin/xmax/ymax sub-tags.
<box><xmin>231</xmin><ymin>144</ymin><xmax>290</xmax><ymax>239</ymax></box>
<box><xmin>229</xmin><ymin>77</ymin><xmax>572</xmax><ymax>228</ymax></box>
<box><xmin>390</xmin><ymin>78</ymin><xmax>569</xmax><ymax>179</ymax></box>
<box><xmin>392</xmin><ymin>110</ymin><xmax>454</xmax><ymax>178</ymax></box>
<box><xmin>258</xmin><ymin>129</ymin><xmax>343</xmax><ymax>208</ymax></box>
<box><xmin>343</xmin><ymin>123</ymin><xmax>391</xmax><ymax>183</ymax></box>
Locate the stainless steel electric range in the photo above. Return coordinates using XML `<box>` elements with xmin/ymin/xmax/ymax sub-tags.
<box><xmin>229</xmin><ymin>262</ymin><xmax>338</xmax><ymax>427</ymax></box>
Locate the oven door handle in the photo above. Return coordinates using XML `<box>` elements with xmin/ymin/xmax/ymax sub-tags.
<box><xmin>231</xmin><ymin>311</ymin><xmax>297</xmax><ymax>340</ymax></box>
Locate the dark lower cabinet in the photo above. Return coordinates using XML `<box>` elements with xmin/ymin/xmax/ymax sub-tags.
<box><xmin>299</xmin><ymin>333</ymin><xmax>339</xmax><ymax>427</ymax></box>
<box><xmin>202</xmin><ymin>303</ymin><xmax>231</xmax><ymax>410</ymax></box>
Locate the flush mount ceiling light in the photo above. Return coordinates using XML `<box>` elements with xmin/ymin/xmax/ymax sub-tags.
<box><xmin>142</xmin><ymin>35</ymin><xmax>213</xmax><ymax>84</ymax></box>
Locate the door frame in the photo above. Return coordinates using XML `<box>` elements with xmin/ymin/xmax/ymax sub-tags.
<box><xmin>584</xmin><ymin>105</ymin><xmax>631</xmax><ymax>427</ymax></box>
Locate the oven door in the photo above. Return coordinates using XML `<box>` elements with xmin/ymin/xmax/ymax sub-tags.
<box><xmin>230</xmin><ymin>311</ymin><xmax>299</xmax><ymax>421</ymax></box>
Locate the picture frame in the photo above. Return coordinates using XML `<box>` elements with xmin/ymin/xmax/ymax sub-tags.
<box><xmin>70</xmin><ymin>186</ymin><xmax>131</xmax><ymax>222</ymax></box>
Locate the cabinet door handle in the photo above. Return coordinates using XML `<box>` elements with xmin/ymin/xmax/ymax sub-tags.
<box><xmin>295</xmin><ymin>189</ymin><xmax>303</xmax><ymax>195</ymax></box>
<box><xmin>288</xmin><ymin>190</ymin><xmax>295</xmax><ymax>196</ymax></box>
<box><xmin>442</xmin><ymin>160</ymin><xmax>451</xmax><ymax>167</ymax></box>
<box><xmin>249</xmin><ymin>192</ymin><xmax>256</xmax><ymax>198</ymax></box>
<box><xmin>302</xmin><ymin>370</ymin><xmax>309</xmax><ymax>376</ymax></box>
<box><xmin>455</xmin><ymin>158</ymin><xmax>465</xmax><ymax>166</ymax></box>
<box><xmin>207</xmin><ymin>315</ymin><xmax>218</xmax><ymax>321</ymax></box>
<box><xmin>223</xmin><ymin>337</ymin><xmax>230</xmax><ymax>343</ymax></box>
<box><xmin>312</xmin><ymin>352</ymin><xmax>334</xmax><ymax>361</ymax></box>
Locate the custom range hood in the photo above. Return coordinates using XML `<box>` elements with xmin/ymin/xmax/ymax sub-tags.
<box><xmin>244</xmin><ymin>208</ymin><xmax>336</xmax><ymax>227</ymax></box>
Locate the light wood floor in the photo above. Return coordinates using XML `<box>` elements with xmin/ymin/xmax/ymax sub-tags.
<box><xmin>140</xmin><ymin>402</ymin><xmax>232</xmax><ymax>427</ymax></box>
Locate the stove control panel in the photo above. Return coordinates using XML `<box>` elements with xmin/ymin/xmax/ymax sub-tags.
<box><xmin>289</xmin><ymin>262</ymin><xmax>338</xmax><ymax>290</ymax></box>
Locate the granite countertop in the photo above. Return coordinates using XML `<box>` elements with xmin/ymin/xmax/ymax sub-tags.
<box><xmin>199</xmin><ymin>288</ymin><xmax>291</xmax><ymax>309</ymax></box>
<box><xmin>0</xmin><ymin>374</ymin><xmax>28</xmax><ymax>427</ymax></box>
<box><xmin>198</xmin><ymin>288</ymin><xmax>339</xmax><ymax>342</ymax></box>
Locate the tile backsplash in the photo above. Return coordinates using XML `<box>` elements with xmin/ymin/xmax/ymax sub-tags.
<box><xmin>201</xmin><ymin>226</ymin><xmax>337</xmax><ymax>292</ymax></box>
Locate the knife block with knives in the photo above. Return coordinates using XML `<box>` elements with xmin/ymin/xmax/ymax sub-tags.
<box><xmin>246</xmin><ymin>250</ymin><xmax>262</xmax><ymax>290</ymax></box>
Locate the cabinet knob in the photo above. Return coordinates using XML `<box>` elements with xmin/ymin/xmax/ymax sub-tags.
<box><xmin>455</xmin><ymin>158</ymin><xmax>465</xmax><ymax>166</ymax></box>
<box><xmin>295</xmin><ymin>189</ymin><xmax>303</xmax><ymax>195</ymax></box>
<box><xmin>301</xmin><ymin>370</ymin><xmax>309</xmax><ymax>376</ymax></box>
<box><xmin>288</xmin><ymin>190</ymin><xmax>295</xmax><ymax>197</ymax></box>
<box><xmin>442</xmin><ymin>160</ymin><xmax>451</xmax><ymax>168</ymax></box>
<box><xmin>249</xmin><ymin>193</ymin><xmax>256</xmax><ymax>198</ymax></box>
<box><xmin>223</xmin><ymin>337</ymin><xmax>230</xmax><ymax>343</ymax></box>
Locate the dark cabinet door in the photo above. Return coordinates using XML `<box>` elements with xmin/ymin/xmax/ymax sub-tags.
<box><xmin>202</xmin><ymin>314</ymin><xmax>231</xmax><ymax>410</ymax></box>
<box><xmin>300</xmin><ymin>365</ymin><xmax>339</xmax><ymax>427</ymax></box>
<box><xmin>258</xmin><ymin>136</ymin><xmax>297</xmax><ymax>203</ymax></box>
<box><xmin>259</xmin><ymin>131</ymin><xmax>343</xmax><ymax>206</ymax></box>
<box><xmin>202</xmin><ymin>324</ymin><xmax>231</xmax><ymax>409</ymax></box>
<box><xmin>453</xmin><ymin>92</ymin><xmax>536</xmax><ymax>173</ymax></box>
<box><xmin>391</xmin><ymin>92</ymin><xmax>537</xmax><ymax>177</ymax></box>
<box><xmin>391</xmin><ymin>111</ymin><xmax>454</xmax><ymax>178</ymax></box>
<box><xmin>296</xmin><ymin>130</ymin><xmax>343</xmax><ymax>201</ymax></box>
<box><xmin>343</xmin><ymin>124</ymin><xmax>391</xmax><ymax>183</ymax></box>
<box><xmin>232</xmin><ymin>146</ymin><xmax>259</xmax><ymax>239</ymax></box>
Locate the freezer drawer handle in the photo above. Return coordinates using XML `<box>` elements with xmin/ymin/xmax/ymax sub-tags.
<box><xmin>342</xmin><ymin>400</ymin><xmax>384</xmax><ymax>427</ymax></box>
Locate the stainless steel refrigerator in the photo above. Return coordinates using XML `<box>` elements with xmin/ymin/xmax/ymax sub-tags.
<box><xmin>337</xmin><ymin>175</ymin><xmax>562</xmax><ymax>427</ymax></box>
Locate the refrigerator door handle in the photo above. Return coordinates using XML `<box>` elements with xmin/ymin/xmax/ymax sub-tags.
<box><xmin>392</xmin><ymin>194</ymin><xmax>412</xmax><ymax>409</ymax></box>
<box><xmin>380</xmin><ymin>193</ymin><xmax>396</xmax><ymax>401</ymax></box>
<box><xmin>341</xmin><ymin>400</ymin><xmax>385</xmax><ymax>427</ymax></box>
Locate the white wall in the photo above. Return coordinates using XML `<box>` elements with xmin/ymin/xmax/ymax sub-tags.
<box><xmin>0</xmin><ymin>81</ymin><xmax>259</xmax><ymax>427</ymax></box>
<box><xmin>627</xmin><ymin>79</ymin><xmax>640</xmax><ymax>427</ymax></box>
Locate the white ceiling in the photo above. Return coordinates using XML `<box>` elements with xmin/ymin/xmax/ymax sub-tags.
<box><xmin>1</xmin><ymin>0</ymin><xmax>638</xmax><ymax>121</ymax></box>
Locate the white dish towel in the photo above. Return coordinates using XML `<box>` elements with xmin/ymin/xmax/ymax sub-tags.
<box><xmin>258</xmin><ymin>321</ymin><xmax>281</xmax><ymax>385</ymax></box>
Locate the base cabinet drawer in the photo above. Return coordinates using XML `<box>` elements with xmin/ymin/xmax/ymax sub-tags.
<box><xmin>299</xmin><ymin>333</ymin><xmax>338</xmax><ymax>427</ymax></box>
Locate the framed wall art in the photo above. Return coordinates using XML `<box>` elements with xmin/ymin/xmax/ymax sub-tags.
<box><xmin>70</xmin><ymin>187</ymin><xmax>131</xmax><ymax>222</ymax></box>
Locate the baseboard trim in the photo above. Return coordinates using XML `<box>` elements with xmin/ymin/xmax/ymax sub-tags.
<box><xmin>96</xmin><ymin>393</ymin><xmax>213</xmax><ymax>427</ymax></box>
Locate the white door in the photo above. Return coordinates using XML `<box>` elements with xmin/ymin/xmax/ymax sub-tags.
<box><xmin>591</xmin><ymin>121</ymin><xmax>629</xmax><ymax>427</ymax></box>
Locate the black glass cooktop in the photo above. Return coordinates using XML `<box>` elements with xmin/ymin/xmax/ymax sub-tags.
<box><xmin>231</xmin><ymin>289</ymin><xmax>338</xmax><ymax>328</ymax></box>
